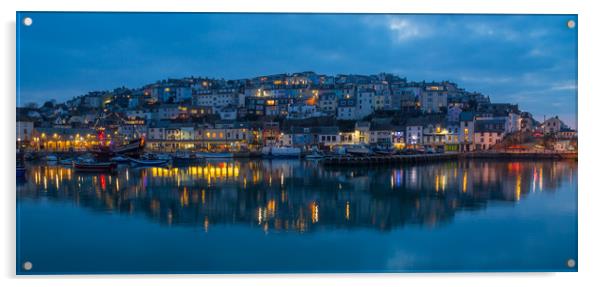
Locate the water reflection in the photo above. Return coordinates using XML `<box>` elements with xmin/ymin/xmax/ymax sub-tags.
<box><xmin>17</xmin><ymin>159</ymin><xmax>577</xmax><ymax>233</ymax></box>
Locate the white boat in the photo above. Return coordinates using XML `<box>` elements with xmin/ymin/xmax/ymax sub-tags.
<box><xmin>129</xmin><ymin>153</ymin><xmax>171</xmax><ymax>166</ymax></box>
<box><xmin>345</xmin><ymin>145</ymin><xmax>373</xmax><ymax>156</ymax></box>
<box><xmin>262</xmin><ymin>146</ymin><xmax>301</xmax><ymax>158</ymax></box>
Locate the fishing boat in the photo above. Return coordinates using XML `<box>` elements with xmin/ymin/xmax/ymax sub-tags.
<box><xmin>261</xmin><ymin>146</ymin><xmax>301</xmax><ymax>158</ymax></box>
<box><xmin>73</xmin><ymin>159</ymin><xmax>117</xmax><ymax>172</ymax></box>
<box><xmin>91</xmin><ymin>137</ymin><xmax>145</xmax><ymax>159</ymax></box>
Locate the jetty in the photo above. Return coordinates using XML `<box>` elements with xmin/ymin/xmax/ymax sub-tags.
<box><xmin>321</xmin><ymin>153</ymin><xmax>459</xmax><ymax>166</ymax></box>
<box><xmin>461</xmin><ymin>151</ymin><xmax>578</xmax><ymax>160</ymax></box>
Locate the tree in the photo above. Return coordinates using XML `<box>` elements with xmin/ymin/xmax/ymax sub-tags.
<box><xmin>42</xmin><ymin>100</ymin><xmax>56</xmax><ymax>108</ymax></box>
<box><xmin>24</xmin><ymin>102</ymin><xmax>38</xmax><ymax>109</ymax></box>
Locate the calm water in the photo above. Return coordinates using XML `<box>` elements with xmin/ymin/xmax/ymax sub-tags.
<box><xmin>16</xmin><ymin>159</ymin><xmax>577</xmax><ymax>274</ymax></box>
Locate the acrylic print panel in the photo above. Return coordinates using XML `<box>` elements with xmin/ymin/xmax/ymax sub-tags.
<box><xmin>15</xmin><ymin>12</ymin><xmax>578</xmax><ymax>274</ymax></box>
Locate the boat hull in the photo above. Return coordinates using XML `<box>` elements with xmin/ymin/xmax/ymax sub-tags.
<box><xmin>129</xmin><ymin>158</ymin><xmax>170</xmax><ymax>166</ymax></box>
<box><xmin>172</xmin><ymin>157</ymin><xmax>203</xmax><ymax>166</ymax></box>
<box><xmin>73</xmin><ymin>162</ymin><xmax>117</xmax><ymax>172</ymax></box>
<box><xmin>197</xmin><ymin>152</ymin><xmax>233</xmax><ymax>159</ymax></box>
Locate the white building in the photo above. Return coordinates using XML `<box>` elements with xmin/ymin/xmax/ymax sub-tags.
<box><xmin>287</xmin><ymin>103</ymin><xmax>320</xmax><ymax>120</ymax></box>
<box><xmin>542</xmin><ymin>116</ymin><xmax>564</xmax><ymax>135</ymax></box>
<box><xmin>405</xmin><ymin>125</ymin><xmax>423</xmax><ymax>147</ymax></box>
<box><xmin>317</xmin><ymin>93</ymin><xmax>337</xmax><ymax>114</ymax></box>
<box><xmin>217</xmin><ymin>106</ymin><xmax>238</xmax><ymax>120</ymax></box>
<box><xmin>356</xmin><ymin>89</ymin><xmax>375</xmax><ymax>119</ymax></box>
<box><xmin>194</xmin><ymin>91</ymin><xmax>239</xmax><ymax>109</ymax></box>
<box><xmin>473</xmin><ymin>119</ymin><xmax>505</xmax><ymax>150</ymax></box>
<box><xmin>419</xmin><ymin>86</ymin><xmax>448</xmax><ymax>113</ymax></box>
<box><xmin>337</xmin><ymin>96</ymin><xmax>358</xmax><ymax>120</ymax></box>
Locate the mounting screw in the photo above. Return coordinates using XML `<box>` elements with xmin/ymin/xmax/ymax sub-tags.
<box><xmin>567</xmin><ymin>20</ymin><xmax>576</xmax><ymax>29</ymax></box>
<box><xmin>23</xmin><ymin>17</ymin><xmax>33</xmax><ymax>26</ymax></box>
<box><xmin>22</xmin><ymin>261</ymin><xmax>32</xmax><ymax>271</ymax></box>
<box><xmin>567</xmin><ymin>258</ymin><xmax>576</xmax><ymax>268</ymax></box>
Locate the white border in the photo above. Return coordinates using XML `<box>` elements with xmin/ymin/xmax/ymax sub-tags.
<box><xmin>2</xmin><ymin>1</ymin><xmax>601</xmax><ymax>286</ymax></box>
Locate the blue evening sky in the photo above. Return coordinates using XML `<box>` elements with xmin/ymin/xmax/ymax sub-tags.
<box><xmin>17</xmin><ymin>13</ymin><xmax>577</xmax><ymax>128</ymax></box>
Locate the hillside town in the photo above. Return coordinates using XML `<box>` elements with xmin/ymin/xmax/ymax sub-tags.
<box><xmin>16</xmin><ymin>71</ymin><xmax>577</xmax><ymax>156</ymax></box>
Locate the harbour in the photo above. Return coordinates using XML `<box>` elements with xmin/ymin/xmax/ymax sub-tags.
<box><xmin>16</xmin><ymin>158</ymin><xmax>577</xmax><ymax>273</ymax></box>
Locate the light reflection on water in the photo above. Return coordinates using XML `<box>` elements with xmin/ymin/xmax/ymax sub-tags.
<box><xmin>16</xmin><ymin>159</ymin><xmax>577</xmax><ymax>273</ymax></box>
<box><xmin>18</xmin><ymin>159</ymin><xmax>576</xmax><ymax>232</ymax></box>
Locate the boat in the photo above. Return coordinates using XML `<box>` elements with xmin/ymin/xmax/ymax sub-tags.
<box><xmin>196</xmin><ymin>152</ymin><xmax>234</xmax><ymax>159</ymax></box>
<box><xmin>129</xmin><ymin>154</ymin><xmax>170</xmax><ymax>166</ymax></box>
<box><xmin>129</xmin><ymin>158</ymin><xmax>170</xmax><ymax>166</ymax></box>
<box><xmin>112</xmin><ymin>138</ymin><xmax>145</xmax><ymax>155</ymax></box>
<box><xmin>90</xmin><ymin>137</ymin><xmax>145</xmax><ymax>159</ymax></box>
<box><xmin>261</xmin><ymin>146</ymin><xmax>301</xmax><ymax>158</ymax></box>
<box><xmin>172</xmin><ymin>153</ymin><xmax>203</xmax><ymax>165</ymax></box>
<box><xmin>109</xmin><ymin>155</ymin><xmax>131</xmax><ymax>163</ymax></box>
<box><xmin>154</xmin><ymin>153</ymin><xmax>172</xmax><ymax>161</ymax></box>
<box><xmin>345</xmin><ymin>145</ymin><xmax>373</xmax><ymax>156</ymax></box>
<box><xmin>59</xmin><ymin>158</ymin><xmax>74</xmax><ymax>165</ymax></box>
<box><xmin>73</xmin><ymin>159</ymin><xmax>117</xmax><ymax>172</ymax></box>
<box><xmin>45</xmin><ymin>154</ymin><xmax>58</xmax><ymax>162</ymax></box>
<box><xmin>373</xmin><ymin>145</ymin><xmax>395</xmax><ymax>155</ymax></box>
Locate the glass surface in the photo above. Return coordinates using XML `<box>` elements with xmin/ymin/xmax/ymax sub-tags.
<box><xmin>17</xmin><ymin>159</ymin><xmax>577</xmax><ymax>273</ymax></box>
<box><xmin>16</xmin><ymin>12</ymin><xmax>578</xmax><ymax>274</ymax></box>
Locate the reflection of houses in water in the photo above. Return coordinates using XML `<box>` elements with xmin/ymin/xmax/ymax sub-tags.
<box><xmin>18</xmin><ymin>159</ymin><xmax>577</xmax><ymax>233</ymax></box>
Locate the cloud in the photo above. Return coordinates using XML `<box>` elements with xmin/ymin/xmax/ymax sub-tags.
<box><xmin>387</xmin><ymin>17</ymin><xmax>427</xmax><ymax>43</ymax></box>
<box><xmin>362</xmin><ymin>15</ymin><xmax>430</xmax><ymax>44</ymax></box>
<box><xmin>550</xmin><ymin>81</ymin><xmax>577</xmax><ymax>91</ymax></box>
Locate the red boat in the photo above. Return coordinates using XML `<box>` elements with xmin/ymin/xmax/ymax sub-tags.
<box><xmin>73</xmin><ymin>159</ymin><xmax>117</xmax><ymax>172</ymax></box>
<box><xmin>91</xmin><ymin>138</ymin><xmax>145</xmax><ymax>160</ymax></box>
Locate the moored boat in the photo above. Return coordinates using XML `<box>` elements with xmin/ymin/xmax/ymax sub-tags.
<box><xmin>129</xmin><ymin>153</ymin><xmax>170</xmax><ymax>166</ymax></box>
<box><xmin>172</xmin><ymin>153</ymin><xmax>203</xmax><ymax>165</ymax></box>
<box><xmin>373</xmin><ymin>145</ymin><xmax>395</xmax><ymax>155</ymax></box>
<box><xmin>73</xmin><ymin>159</ymin><xmax>117</xmax><ymax>172</ymax></box>
<box><xmin>196</xmin><ymin>152</ymin><xmax>233</xmax><ymax>159</ymax></box>
<box><xmin>345</xmin><ymin>145</ymin><xmax>373</xmax><ymax>156</ymax></box>
<box><xmin>45</xmin><ymin>154</ymin><xmax>58</xmax><ymax>162</ymax></box>
<box><xmin>262</xmin><ymin>146</ymin><xmax>301</xmax><ymax>158</ymax></box>
<box><xmin>59</xmin><ymin>158</ymin><xmax>74</xmax><ymax>165</ymax></box>
<box><xmin>110</xmin><ymin>155</ymin><xmax>131</xmax><ymax>163</ymax></box>
<box><xmin>129</xmin><ymin>157</ymin><xmax>170</xmax><ymax>166</ymax></box>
